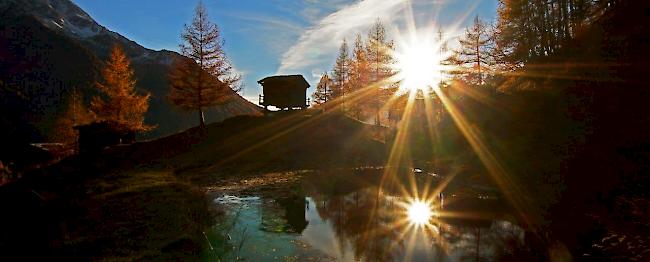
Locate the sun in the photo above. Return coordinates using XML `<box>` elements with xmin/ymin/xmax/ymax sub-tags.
<box><xmin>393</xmin><ymin>34</ymin><xmax>446</xmax><ymax>93</ymax></box>
<box><xmin>407</xmin><ymin>200</ymin><xmax>433</xmax><ymax>226</ymax></box>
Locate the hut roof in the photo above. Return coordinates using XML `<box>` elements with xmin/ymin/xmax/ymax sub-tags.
<box><xmin>257</xmin><ymin>75</ymin><xmax>310</xmax><ymax>89</ymax></box>
<box><xmin>73</xmin><ymin>121</ymin><xmax>132</xmax><ymax>134</ymax></box>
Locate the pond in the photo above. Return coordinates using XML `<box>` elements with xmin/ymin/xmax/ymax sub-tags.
<box><xmin>204</xmin><ymin>169</ymin><xmax>533</xmax><ymax>261</ymax></box>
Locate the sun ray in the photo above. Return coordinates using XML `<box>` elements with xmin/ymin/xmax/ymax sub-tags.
<box><xmin>201</xmin><ymin>75</ymin><xmax>392</xmax><ymax>172</ymax></box>
<box><xmin>391</xmin><ymin>29</ymin><xmax>448</xmax><ymax>94</ymax></box>
<box><xmin>380</xmin><ymin>86</ymin><xmax>418</xmax><ymax>193</ymax></box>
<box><xmin>431</xmin><ymin>84</ymin><xmax>539</xmax><ymax>228</ymax></box>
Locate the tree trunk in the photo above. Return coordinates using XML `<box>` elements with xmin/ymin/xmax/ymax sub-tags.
<box><xmin>199</xmin><ymin>107</ymin><xmax>205</xmax><ymax>128</ymax></box>
<box><xmin>376</xmin><ymin>109</ymin><xmax>381</xmax><ymax>126</ymax></box>
<box><xmin>476</xmin><ymin>38</ymin><xmax>482</xmax><ymax>84</ymax></box>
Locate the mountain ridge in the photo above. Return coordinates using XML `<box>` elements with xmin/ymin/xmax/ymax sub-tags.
<box><xmin>0</xmin><ymin>0</ymin><xmax>262</xmax><ymax>142</ymax></box>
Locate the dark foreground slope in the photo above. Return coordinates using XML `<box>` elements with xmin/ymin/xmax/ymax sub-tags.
<box><xmin>97</xmin><ymin>110</ymin><xmax>389</xmax><ymax>182</ymax></box>
<box><xmin>0</xmin><ymin>166</ymin><xmax>213</xmax><ymax>260</ymax></box>
<box><xmin>0</xmin><ymin>111</ymin><xmax>388</xmax><ymax>260</ymax></box>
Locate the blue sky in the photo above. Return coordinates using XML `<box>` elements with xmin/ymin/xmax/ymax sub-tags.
<box><xmin>73</xmin><ymin>0</ymin><xmax>498</xmax><ymax>103</ymax></box>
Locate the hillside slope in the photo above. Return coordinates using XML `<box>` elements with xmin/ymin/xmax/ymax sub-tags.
<box><xmin>80</xmin><ymin>110</ymin><xmax>390</xmax><ymax>181</ymax></box>
<box><xmin>0</xmin><ymin>0</ymin><xmax>261</xmax><ymax>143</ymax></box>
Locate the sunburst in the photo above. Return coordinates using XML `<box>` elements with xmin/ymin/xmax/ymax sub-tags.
<box><xmin>407</xmin><ymin>199</ymin><xmax>434</xmax><ymax>226</ymax></box>
<box><xmin>392</xmin><ymin>32</ymin><xmax>447</xmax><ymax>93</ymax></box>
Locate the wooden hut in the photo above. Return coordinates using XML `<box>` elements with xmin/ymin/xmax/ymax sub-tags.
<box><xmin>258</xmin><ymin>75</ymin><xmax>310</xmax><ymax>110</ymax></box>
<box><xmin>74</xmin><ymin>121</ymin><xmax>135</xmax><ymax>154</ymax></box>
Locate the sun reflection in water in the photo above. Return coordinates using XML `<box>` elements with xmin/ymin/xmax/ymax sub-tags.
<box><xmin>406</xmin><ymin>200</ymin><xmax>433</xmax><ymax>226</ymax></box>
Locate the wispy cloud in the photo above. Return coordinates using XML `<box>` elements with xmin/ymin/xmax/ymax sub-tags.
<box><xmin>220</xmin><ymin>11</ymin><xmax>306</xmax><ymax>56</ymax></box>
<box><xmin>226</xmin><ymin>12</ymin><xmax>305</xmax><ymax>32</ymax></box>
<box><xmin>298</xmin><ymin>0</ymin><xmax>356</xmax><ymax>23</ymax></box>
<box><xmin>277</xmin><ymin>0</ymin><xmax>409</xmax><ymax>74</ymax></box>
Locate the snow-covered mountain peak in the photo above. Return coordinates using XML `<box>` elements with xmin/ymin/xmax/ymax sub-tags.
<box><xmin>3</xmin><ymin>0</ymin><xmax>179</xmax><ymax>63</ymax></box>
<box><xmin>6</xmin><ymin>0</ymin><xmax>103</xmax><ymax>39</ymax></box>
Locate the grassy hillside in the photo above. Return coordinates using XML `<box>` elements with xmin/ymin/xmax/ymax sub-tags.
<box><xmin>0</xmin><ymin>110</ymin><xmax>389</xmax><ymax>260</ymax></box>
<box><xmin>93</xmin><ymin>110</ymin><xmax>389</xmax><ymax>181</ymax></box>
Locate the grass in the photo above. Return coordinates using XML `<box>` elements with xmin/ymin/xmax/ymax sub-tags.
<box><xmin>64</xmin><ymin>170</ymin><xmax>213</xmax><ymax>261</ymax></box>
<box><xmin>2</xmin><ymin>111</ymin><xmax>387</xmax><ymax>260</ymax></box>
<box><xmin>0</xmin><ymin>168</ymin><xmax>214</xmax><ymax>261</ymax></box>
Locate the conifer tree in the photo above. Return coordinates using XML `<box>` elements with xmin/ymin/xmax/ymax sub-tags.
<box><xmin>168</xmin><ymin>1</ymin><xmax>241</xmax><ymax>127</ymax></box>
<box><xmin>312</xmin><ymin>72</ymin><xmax>331</xmax><ymax>105</ymax></box>
<box><xmin>448</xmin><ymin>16</ymin><xmax>493</xmax><ymax>85</ymax></box>
<box><xmin>91</xmin><ymin>45</ymin><xmax>152</xmax><ymax>132</ymax></box>
<box><xmin>330</xmin><ymin>39</ymin><xmax>349</xmax><ymax>99</ymax></box>
<box><xmin>348</xmin><ymin>34</ymin><xmax>369</xmax><ymax>119</ymax></box>
<box><xmin>437</xmin><ymin>27</ymin><xmax>448</xmax><ymax>54</ymax></box>
<box><xmin>366</xmin><ymin>20</ymin><xmax>395</xmax><ymax>83</ymax></box>
<box><xmin>52</xmin><ymin>90</ymin><xmax>93</xmax><ymax>145</ymax></box>
<box><xmin>365</xmin><ymin>20</ymin><xmax>395</xmax><ymax>125</ymax></box>
<box><xmin>495</xmin><ymin>0</ymin><xmax>616</xmax><ymax>66</ymax></box>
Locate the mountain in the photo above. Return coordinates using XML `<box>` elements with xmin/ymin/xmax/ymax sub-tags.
<box><xmin>3</xmin><ymin>0</ymin><xmax>174</xmax><ymax>64</ymax></box>
<box><xmin>0</xmin><ymin>0</ymin><xmax>262</xmax><ymax>144</ymax></box>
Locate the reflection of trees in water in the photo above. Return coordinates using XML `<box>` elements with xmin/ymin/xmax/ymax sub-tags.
<box><xmin>489</xmin><ymin>221</ymin><xmax>534</xmax><ymax>261</ymax></box>
<box><xmin>279</xmin><ymin>196</ymin><xmax>309</xmax><ymax>233</ymax></box>
<box><xmin>309</xmin><ymin>182</ymin><xmax>530</xmax><ymax>261</ymax></box>
<box><xmin>436</xmin><ymin>218</ymin><xmax>528</xmax><ymax>261</ymax></box>
<box><xmin>260</xmin><ymin>194</ymin><xmax>308</xmax><ymax>234</ymax></box>
<box><xmin>310</xmin><ymin>187</ymin><xmax>405</xmax><ymax>261</ymax></box>
<box><xmin>298</xmin><ymin>168</ymin><xmax>535</xmax><ymax>260</ymax></box>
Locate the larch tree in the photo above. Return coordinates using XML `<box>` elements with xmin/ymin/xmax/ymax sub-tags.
<box><xmin>365</xmin><ymin>20</ymin><xmax>395</xmax><ymax>125</ymax></box>
<box><xmin>312</xmin><ymin>72</ymin><xmax>332</xmax><ymax>105</ymax></box>
<box><xmin>448</xmin><ymin>16</ymin><xmax>494</xmax><ymax>85</ymax></box>
<box><xmin>52</xmin><ymin>89</ymin><xmax>93</xmax><ymax>145</ymax></box>
<box><xmin>366</xmin><ymin>20</ymin><xmax>395</xmax><ymax>83</ymax></box>
<box><xmin>330</xmin><ymin>39</ymin><xmax>350</xmax><ymax>99</ymax></box>
<box><xmin>347</xmin><ymin>34</ymin><xmax>369</xmax><ymax>119</ymax></box>
<box><xmin>495</xmin><ymin>0</ymin><xmax>618</xmax><ymax>66</ymax></box>
<box><xmin>91</xmin><ymin>45</ymin><xmax>152</xmax><ymax>132</ymax></box>
<box><xmin>168</xmin><ymin>1</ymin><xmax>241</xmax><ymax>127</ymax></box>
<box><xmin>437</xmin><ymin>27</ymin><xmax>449</xmax><ymax>54</ymax></box>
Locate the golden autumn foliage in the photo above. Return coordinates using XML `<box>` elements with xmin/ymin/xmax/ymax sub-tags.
<box><xmin>51</xmin><ymin>91</ymin><xmax>94</xmax><ymax>145</ymax></box>
<box><xmin>312</xmin><ymin>72</ymin><xmax>331</xmax><ymax>105</ymax></box>
<box><xmin>91</xmin><ymin>45</ymin><xmax>153</xmax><ymax>132</ymax></box>
<box><xmin>168</xmin><ymin>2</ymin><xmax>240</xmax><ymax>127</ymax></box>
<box><xmin>168</xmin><ymin>58</ymin><xmax>231</xmax><ymax>117</ymax></box>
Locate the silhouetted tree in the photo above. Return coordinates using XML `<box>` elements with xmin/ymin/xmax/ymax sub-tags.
<box><xmin>495</xmin><ymin>0</ymin><xmax>619</xmax><ymax>66</ymax></box>
<box><xmin>168</xmin><ymin>1</ymin><xmax>241</xmax><ymax>127</ymax></box>
<box><xmin>312</xmin><ymin>72</ymin><xmax>331</xmax><ymax>105</ymax></box>
<box><xmin>91</xmin><ymin>46</ymin><xmax>152</xmax><ymax>132</ymax></box>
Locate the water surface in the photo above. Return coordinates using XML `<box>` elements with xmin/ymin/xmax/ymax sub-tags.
<box><xmin>205</xmin><ymin>170</ymin><xmax>530</xmax><ymax>261</ymax></box>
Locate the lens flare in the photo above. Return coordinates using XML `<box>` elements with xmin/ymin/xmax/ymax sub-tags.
<box><xmin>390</xmin><ymin>24</ymin><xmax>455</xmax><ymax>95</ymax></box>
<box><xmin>394</xmin><ymin>42</ymin><xmax>443</xmax><ymax>92</ymax></box>
<box><xmin>407</xmin><ymin>200</ymin><xmax>432</xmax><ymax>226</ymax></box>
